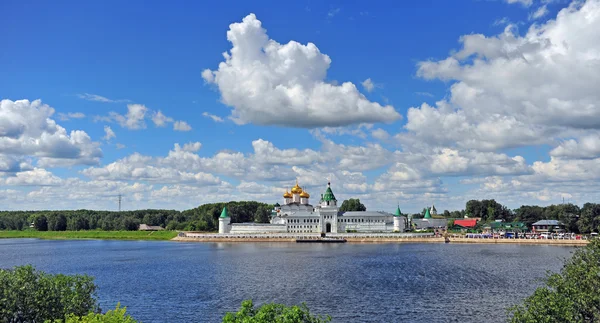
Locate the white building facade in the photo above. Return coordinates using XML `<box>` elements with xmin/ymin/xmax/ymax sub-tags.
<box><xmin>219</xmin><ymin>181</ymin><xmax>407</xmax><ymax>234</ymax></box>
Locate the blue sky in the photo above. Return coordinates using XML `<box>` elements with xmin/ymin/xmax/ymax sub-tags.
<box><xmin>1</xmin><ymin>0</ymin><xmax>599</xmax><ymax>212</ymax></box>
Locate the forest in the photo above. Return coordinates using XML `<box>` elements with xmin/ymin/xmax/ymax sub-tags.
<box><xmin>0</xmin><ymin>201</ymin><xmax>273</xmax><ymax>232</ymax></box>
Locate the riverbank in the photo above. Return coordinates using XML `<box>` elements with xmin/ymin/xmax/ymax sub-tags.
<box><xmin>173</xmin><ymin>233</ymin><xmax>589</xmax><ymax>245</ymax></box>
<box><xmin>0</xmin><ymin>230</ymin><xmax>179</xmax><ymax>241</ymax></box>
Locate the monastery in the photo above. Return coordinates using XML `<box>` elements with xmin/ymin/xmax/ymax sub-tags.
<box><xmin>219</xmin><ymin>181</ymin><xmax>424</xmax><ymax>234</ymax></box>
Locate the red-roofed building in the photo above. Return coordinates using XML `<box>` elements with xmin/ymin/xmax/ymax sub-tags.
<box><xmin>453</xmin><ymin>219</ymin><xmax>478</xmax><ymax>228</ymax></box>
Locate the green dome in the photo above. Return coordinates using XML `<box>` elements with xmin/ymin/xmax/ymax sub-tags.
<box><xmin>322</xmin><ymin>184</ymin><xmax>336</xmax><ymax>202</ymax></box>
<box><xmin>220</xmin><ymin>206</ymin><xmax>229</xmax><ymax>218</ymax></box>
<box><xmin>394</xmin><ymin>206</ymin><xmax>402</xmax><ymax>217</ymax></box>
<box><xmin>424</xmin><ymin>208</ymin><xmax>431</xmax><ymax>219</ymax></box>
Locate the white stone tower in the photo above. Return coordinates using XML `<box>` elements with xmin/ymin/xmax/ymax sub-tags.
<box><xmin>218</xmin><ymin>206</ymin><xmax>231</xmax><ymax>234</ymax></box>
<box><xmin>393</xmin><ymin>205</ymin><xmax>402</xmax><ymax>232</ymax></box>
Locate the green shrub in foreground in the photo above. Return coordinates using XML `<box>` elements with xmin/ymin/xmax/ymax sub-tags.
<box><xmin>0</xmin><ymin>265</ymin><xmax>99</xmax><ymax>322</ymax></box>
<box><xmin>61</xmin><ymin>305</ymin><xmax>138</xmax><ymax>323</ymax></box>
<box><xmin>223</xmin><ymin>300</ymin><xmax>331</xmax><ymax>323</ymax></box>
<box><xmin>510</xmin><ymin>239</ymin><xmax>600</xmax><ymax>322</ymax></box>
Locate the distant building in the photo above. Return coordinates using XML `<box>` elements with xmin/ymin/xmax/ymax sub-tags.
<box><xmin>219</xmin><ymin>180</ymin><xmax>407</xmax><ymax>234</ymax></box>
<box><xmin>453</xmin><ymin>219</ymin><xmax>478</xmax><ymax>229</ymax></box>
<box><xmin>532</xmin><ymin>220</ymin><xmax>565</xmax><ymax>233</ymax></box>
<box><xmin>486</xmin><ymin>221</ymin><xmax>528</xmax><ymax>233</ymax></box>
<box><xmin>138</xmin><ymin>224</ymin><xmax>165</xmax><ymax>231</ymax></box>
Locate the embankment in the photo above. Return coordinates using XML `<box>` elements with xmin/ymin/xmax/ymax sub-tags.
<box><xmin>172</xmin><ymin>234</ymin><xmax>589</xmax><ymax>245</ymax></box>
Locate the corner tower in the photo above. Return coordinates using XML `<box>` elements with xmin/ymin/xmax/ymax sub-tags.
<box><xmin>218</xmin><ymin>206</ymin><xmax>231</xmax><ymax>234</ymax></box>
<box><xmin>393</xmin><ymin>205</ymin><xmax>402</xmax><ymax>232</ymax></box>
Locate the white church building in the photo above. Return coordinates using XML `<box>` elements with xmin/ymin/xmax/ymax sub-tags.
<box><xmin>219</xmin><ymin>181</ymin><xmax>407</xmax><ymax>234</ymax></box>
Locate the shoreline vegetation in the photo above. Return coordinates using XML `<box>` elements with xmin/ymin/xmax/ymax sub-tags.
<box><xmin>0</xmin><ymin>230</ymin><xmax>179</xmax><ymax>240</ymax></box>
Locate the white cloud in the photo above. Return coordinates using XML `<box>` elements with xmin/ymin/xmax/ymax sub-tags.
<box><xmin>202</xmin><ymin>13</ymin><xmax>401</xmax><ymax>128</ymax></box>
<box><xmin>77</xmin><ymin>93</ymin><xmax>129</xmax><ymax>103</ymax></box>
<box><xmin>202</xmin><ymin>112</ymin><xmax>224</xmax><ymax>122</ymax></box>
<box><xmin>98</xmin><ymin>104</ymin><xmax>148</xmax><ymax>130</ymax></box>
<box><xmin>116</xmin><ymin>143</ymin><xmax>126</xmax><ymax>149</ymax></box>
<box><xmin>173</xmin><ymin>121</ymin><xmax>192</xmax><ymax>131</ymax></box>
<box><xmin>0</xmin><ymin>99</ymin><xmax>102</xmax><ymax>167</ymax></box>
<box><xmin>550</xmin><ymin>134</ymin><xmax>600</xmax><ymax>159</ymax></box>
<box><xmin>361</xmin><ymin>78</ymin><xmax>375</xmax><ymax>92</ymax></box>
<box><xmin>530</xmin><ymin>5</ymin><xmax>549</xmax><ymax>19</ymax></box>
<box><xmin>57</xmin><ymin>112</ymin><xmax>85</xmax><ymax>121</ymax></box>
<box><xmin>405</xmin><ymin>1</ymin><xmax>600</xmax><ymax>153</ymax></box>
<box><xmin>506</xmin><ymin>0</ymin><xmax>533</xmax><ymax>7</ymax></box>
<box><xmin>180</xmin><ymin>142</ymin><xmax>202</xmax><ymax>152</ymax></box>
<box><xmin>151</xmin><ymin>110</ymin><xmax>174</xmax><ymax>127</ymax></box>
<box><xmin>1</xmin><ymin>168</ymin><xmax>63</xmax><ymax>186</ymax></box>
<box><xmin>371</xmin><ymin>128</ymin><xmax>390</xmax><ymax>140</ymax></box>
<box><xmin>0</xmin><ymin>155</ymin><xmax>32</xmax><ymax>173</ymax></box>
<box><xmin>103</xmin><ymin>126</ymin><xmax>116</xmax><ymax>141</ymax></box>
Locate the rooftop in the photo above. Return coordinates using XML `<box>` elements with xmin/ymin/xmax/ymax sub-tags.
<box><xmin>533</xmin><ymin>220</ymin><xmax>563</xmax><ymax>226</ymax></box>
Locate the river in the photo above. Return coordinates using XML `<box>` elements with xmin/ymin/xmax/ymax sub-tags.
<box><xmin>0</xmin><ymin>239</ymin><xmax>576</xmax><ymax>322</ymax></box>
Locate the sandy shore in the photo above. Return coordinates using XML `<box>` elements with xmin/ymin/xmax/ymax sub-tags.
<box><xmin>172</xmin><ymin>235</ymin><xmax>589</xmax><ymax>245</ymax></box>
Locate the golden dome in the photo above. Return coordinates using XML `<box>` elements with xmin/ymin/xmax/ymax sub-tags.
<box><xmin>283</xmin><ymin>190</ymin><xmax>292</xmax><ymax>198</ymax></box>
<box><xmin>291</xmin><ymin>180</ymin><xmax>303</xmax><ymax>194</ymax></box>
<box><xmin>300</xmin><ymin>190</ymin><xmax>310</xmax><ymax>198</ymax></box>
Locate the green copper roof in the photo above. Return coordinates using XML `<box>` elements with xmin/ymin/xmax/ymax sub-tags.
<box><xmin>322</xmin><ymin>184</ymin><xmax>337</xmax><ymax>201</ymax></box>
<box><xmin>220</xmin><ymin>206</ymin><xmax>229</xmax><ymax>218</ymax></box>
<box><xmin>394</xmin><ymin>206</ymin><xmax>402</xmax><ymax>217</ymax></box>
<box><xmin>424</xmin><ymin>208</ymin><xmax>431</xmax><ymax>219</ymax></box>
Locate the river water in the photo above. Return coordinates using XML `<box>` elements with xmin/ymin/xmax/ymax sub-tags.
<box><xmin>0</xmin><ymin>239</ymin><xmax>576</xmax><ymax>322</ymax></box>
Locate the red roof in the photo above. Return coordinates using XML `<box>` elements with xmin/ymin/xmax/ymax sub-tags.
<box><xmin>454</xmin><ymin>219</ymin><xmax>478</xmax><ymax>228</ymax></box>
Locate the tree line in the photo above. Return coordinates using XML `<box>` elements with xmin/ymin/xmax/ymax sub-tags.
<box><xmin>0</xmin><ymin>201</ymin><xmax>273</xmax><ymax>232</ymax></box>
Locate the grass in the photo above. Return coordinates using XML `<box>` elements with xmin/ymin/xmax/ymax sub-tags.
<box><xmin>0</xmin><ymin>230</ymin><xmax>179</xmax><ymax>241</ymax></box>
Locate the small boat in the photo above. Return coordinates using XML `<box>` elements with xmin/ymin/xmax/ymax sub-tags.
<box><xmin>296</xmin><ymin>237</ymin><xmax>347</xmax><ymax>243</ymax></box>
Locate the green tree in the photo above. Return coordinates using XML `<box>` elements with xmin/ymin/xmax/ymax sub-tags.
<box><xmin>339</xmin><ymin>199</ymin><xmax>366</xmax><ymax>212</ymax></box>
<box><xmin>510</xmin><ymin>239</ymin><xmax>600</xmax><ymax>322</ymax></box>
<box><xmin>34</xmin><ymin>214</ymin><xmax>48</xmax><ymax>231</ymax></box>
<box><xmin>254</xmin><ymin>205</ymin><xmax>270</xmax><ymax>223</ymax></box>
<box><xmin>0</xmin><ymin>265</ymin><xmax>99</xmax><ymax>322</ymax></box>
<box><xmin>63</xmin><ymin>304</ymin><xmax>138</xmax><ymax>323</ymax></box>
<box><xmin>223</xmin><ymin>300</ymin><xmax>331</xmax><ymax>323</ymax></box>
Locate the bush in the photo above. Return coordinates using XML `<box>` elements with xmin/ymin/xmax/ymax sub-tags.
<box><xmin>510</xmin><ymin>239</ymin><xmax>600</xmax><ymax>322</ymax></box>
<box><xmin>62</xmin><ymin>304</ymin><xmax>138</xmax><ymax>323</ymax></box>
<box><xmin>223</xmin><ymin>299</ymin><xmax>330</xmax><ymax>323</ymax></box>
<box><xmin>0</xmin><ymin>265</ymin><xmax>99</xmax><ymax>322</ymax></box>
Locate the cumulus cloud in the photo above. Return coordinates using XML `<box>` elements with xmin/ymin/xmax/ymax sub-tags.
<box><xmin>0</xmin><ymin>99</ymin><xmax>102</xmax><ymax>167</ymax></box>
<box><xmin>550</xmin><ymin>134</ymin><xmax>600</xmax><ymax>159</ymax></box>
<box><xmin>405</xmin><ymin>0</ymin><xmax>600</xmax><ymax>152</ymax></box>
<box><xmin>202</xmin><ymin>13</ymin><xmax>401</xmax><ymax>128</ymax></box>
<box><xmin>371</xmin><ymin>128</ymin><xmax>390</xmax><ymax>140</ymax></box>
<box><xmin>103</xmin><ymin>126</ymin><xmax>116</xmax><ymax>141</ymax></box>
<box><xmin>173</xmin><ymin>121</ymin><xmax>192</xmax><ymax>131</ymax></box>
<box><xmin>97</xmin><ymin>104</ymin><xmax>148</xmax><ymax>130</ymax></box>
<box><xmin>361</xmin><ymin>78</ymin><xmax>375</xmax><ymax>92</ymax></box>
<box><xmin>0</xmin><ymin>168</ymin><xmax>62</xmax><ymax>186</ymax></box>
<box><xmin>151</xmin><ymin>110</ymin><xmax>174</xmax><ymax>127</ymax></box>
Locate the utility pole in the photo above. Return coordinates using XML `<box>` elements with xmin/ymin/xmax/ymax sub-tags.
<box><xmin>118</xmin><ymin>194</ymin><xmax>122</xmax><ymax>212</ymax></box>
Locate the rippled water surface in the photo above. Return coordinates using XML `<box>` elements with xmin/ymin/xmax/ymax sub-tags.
<box><xmin>0</xmin><ymin>239</ymin><xmax>576</xmax><ymax>322</ymax></box>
